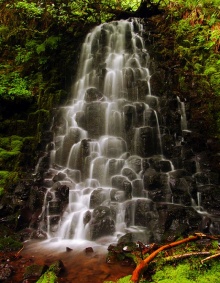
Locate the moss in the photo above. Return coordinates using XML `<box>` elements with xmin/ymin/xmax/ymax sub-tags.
<box><xmin>150</xmin><ymin>261</ymin><xmax>220</xmax><ymax>283</ymax></box>
<box><xmin>104</xmin><ymin>261</ymin><xmax>220</xmax><ymax>283</ymax></box>
<box><xmin>0</xmin><ymin>237</ymin><xmax>23</xmax><ymax>252</ymax></box>
<box><xmin>36</xmin><ymin>271</ymin><xmax>58</xmax><ymax>283</ymax></box>
<box><xmin>47</xmin><ymin>260</ymin><xmax>64</xmax><ymax>275</ymax></box>
<box><xmin>24</xmin><ymin>264</ymin><xmax>48</xmax><ymax>280</ymax></box>
<box><xmin>0</xmin><ymin>170</ymin><xmax>19</xmax><ymax>191</ymax></box>
<box><xmin>0</xmin><ymin>136</ymin><xmax>24</xmax><ymax>167</ymax></box>
<box><xmin>105</xmin><ymin>238</ymin><xmax>220</xmax><ymax>283</ymax></box>
<box><xmin>104</xmin><ymin>275</ymin><xmax>133</xmax><ymax>283</ymax></box>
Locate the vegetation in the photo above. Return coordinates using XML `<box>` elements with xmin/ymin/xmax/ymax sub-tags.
<box><xmin>0</xmin><ymin>1</ymin><xmax>219</xmax><ymax>282</ymax></box>
<box><xmin>153</xmin><ymin>0</ymin><xmax>220</xmax><ymax>136</ymax></box>
<box><xmin>104</xmin><ymin>236</ymin><xmax>220</xmax><ymax>283</ymax></box>
<box><xmin>0</xmin><ymin>236</ymin><xmax>23</xmax><ymax>251</ymax></box>
<box><xmin>104</xmin><ymin>262</ymin><xmax>220</xmax><ymax>283</ymax></box>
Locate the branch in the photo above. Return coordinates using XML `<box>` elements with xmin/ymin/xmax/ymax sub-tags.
<box><xmin>131</xmin><ymin>234</ymin><xmax>206</xmax><ymax>283</ymax></box>
<box><xmin>15</xmin><ymin>245</ymin><xmax>24</xmax><ymax>258</ymax></box>
<box><xmin>201</xmin><ymin>252</ymin><xmax>220</xmax><ymax>264</ymax></box>
<box><xmin>165</xmin><ymin>251</ymin><xmax>211</xmax><ymax>262</ymax></box>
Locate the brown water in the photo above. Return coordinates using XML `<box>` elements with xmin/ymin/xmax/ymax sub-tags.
<box><xmin>13</xmin><ymin>239</ymin><xmax>134</xmax><ymax>283</ymax></box>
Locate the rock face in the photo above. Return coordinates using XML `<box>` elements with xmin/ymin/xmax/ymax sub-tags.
<box><xmin>1</xmin><ymin>18</ymin><xmax>219</xmax><ymax>245</ymax></box>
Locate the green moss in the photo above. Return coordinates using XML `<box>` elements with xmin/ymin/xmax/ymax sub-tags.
<box><xmin>151</xmin><ymin>261</ymin><xmax>220</xmax><ymax>283</ymax></box>
<box><xmin>24</xmin><ymin>264</ymin><xmax>47</xmax><ymax>280</ymax></box>
<box><xmin>0</xmin><ymin>171</ymin><xmax>18</xmax><ymax>191</ymax></box>
<box><xmin>36</xmin><ymin>271</ymin><xmax>58</xmax><ymax>283</ymax></box>
<box><xmin>104</xmin><ymin>261</ymin><xmax>220</xmax><ymax>283</ymax></box>
<box><xmin>0</xmin><ymin>135</ymin><xmax>23</xmax><ymax>152</ymax></box>
<box><xmin>0</xmin><ymin>237</ymin><xmax>23</xmax><ymax>252</ymax></box>
<box><xmin>104</xmin><ymin>275</ymin><xmax>132</xmax><ymax>283</ymax></box>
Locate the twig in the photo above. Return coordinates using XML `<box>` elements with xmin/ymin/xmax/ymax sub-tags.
<box><xmin>15</xmin><ymin>245</ymin><xmax>24</xmax><ymax>258</ymax></box>
<box><xmin>201</xmin><ymin>252</ymin><xmax>220</xmax><ymax>264</ymax></box>
<box><xmin>165</xmin><ymin>251</ymin><xmax>211</xmax><ymax>262</ymax></box>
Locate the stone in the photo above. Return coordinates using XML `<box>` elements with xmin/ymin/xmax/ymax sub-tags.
<box><xmin>90</xmin><ymin>188</ymin><xmax>107</xmax><ymax>209</ymax></box>
<box><xmin>84</xmin><ymin>87</ymin><xmax>103</xmax><ymax>102</ymax></box>
<box><xmin>89</xmin><ymin>206</ymin><xmax>115</xmax><ymax>240</ymax></box>
<box><xmin>23</xmin><ymin>264</ymin><xmax>47</xmax><ymax>280</ymax></box>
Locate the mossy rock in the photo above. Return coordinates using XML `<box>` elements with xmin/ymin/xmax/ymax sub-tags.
<box><xmin>36</xmin><ymin>270</ymin><xmax>58</xmax><ymax>283</ymax></box>
<box><xmin>48</xmin><ymin>260</ymin><xmax>65</xmax><ymax>275</ymax></box>
<box><xmin>38</xmin><ymin>87</ymin><xmax>68</xmax><ymax>110</ymax></box>
<box><xmin>0</xmin><ymin>171</ymin><xmax>19</xmax><ymax>190</ymax></box>
<box><xmin>0</xmin><ymin>120</ymin><xmax>28</xmax><ymax>136</ymax></box>
<box><xmin>32</xmin><ymin>260</ymin><xmax>64</xmax><ymax>283</ymax></box>
<box><xmin>0</xmin><ymin>236</ymin><xmax>23</xmax><ymax>252</ymax></box>
<box><xmin>24</xmin><ymin>264</ymin><xmax>48</xmax><ymax>280</ymax></box>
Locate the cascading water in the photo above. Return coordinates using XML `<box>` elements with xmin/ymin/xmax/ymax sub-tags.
<box><xmin>36</xmin><ymin>18</ymin><xmax>220</xmax><ymax>245</ymax></box>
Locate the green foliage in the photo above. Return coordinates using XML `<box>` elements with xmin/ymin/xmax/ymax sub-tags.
<box><xmin>0</xmin><ymin>70</ymin><xmax>32</xmax><ymax>100</ymax></box>
<box><xmin>36</xmin><ymin>36</ymin><xmax>61</xmax><ymax>55</ymax></box>
<box><xmin>0</xmin><ymin>136</ymin><xmax>23</xmax><ymax>152</ymax></box>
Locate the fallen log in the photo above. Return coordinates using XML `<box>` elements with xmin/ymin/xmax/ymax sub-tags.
<box><xmin>131</xmin><ymin>234</ymin><xmax>208</xmax><ymax>283</ymax></box>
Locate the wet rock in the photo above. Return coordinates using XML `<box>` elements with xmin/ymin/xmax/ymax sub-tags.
<box><xmin>132</xmin><ymin>179</ymin><xmax>144</xmax><ymax>197</ymax></box>
<box><xmin>52</xmin><ymin>172</ymin><xmax>67</xmax><ymax>182</ymax></box>
<box><xmin>64</xmin><ymin>169</ymin><xmax>81</xmax><ymax>183</ymax></box>
<box><xmin>159</xmin><ymin>160</ymin><xmax>173</xmax><ymax>172</ymax></box>
<box><xmin>83</xmin><ymin>210</ymin><xmax>92</xmax><ymax>225</ymax></box>
<box><xmin>108</xmin><ymin>158</ymin><xmax>125</xmax><ymax>178</ymax></box>
<box><xmin>90</xmin><ymin>188</ymin><xmax>108</xmax><ymax>209</ymax></box>
<box><xmin>28</xmin><ymin>186</ymin><xmax>47</xmax><ymax>212</ymax></box>
<box><xmin>161</xmin><ymin>134</ymin><xmax>175</xmax><ymax>158</ymax></box>
<box><xmin>23</xmin><ymin>264</ymin><xmax>48</xmax><ymax>280</ymax></box>
<box><xmin>85</xmin><ymin>102</ymin><xmax>105</xmax><ymax>138</ymax></box>
<box><xmin>0</xmin><ymin>264</ymin><xmax>13</xmax><ymax>280</ymax></box>
<box><xmin>134</xmin><ymin>102</ymin><xmax>147</xmax><ymax>126</ymax></box>
<box><xmin>66</xmin><ymin>247</ymin><xmax>72</xmax><ymax>252</ymax></box>
<box><xmin>51</xmin><ymin>181</ymin><xmax>71</xmax><ymax>202</ymax></box>
<box><xmin>84</xmin><ymin>87</ymin><xmax>103</xmax><ymax>102</ymax></box>
<box><xmin>198</xmin><ymin>185</ymin><xmax>220</xmax><ymax>214</ymax></box>
<box><xmin>89</xmin><ymin>206</ymin><xmax>115</xmax><ymax>240</ymax></box>
<box><xmin>102</xmin><ymin>137</ymin><xmax>126</xmax><ymax>158</ymax></box>
<box><xmin>125</xmin><ymin>199</ymin><xmax>158</xmax><ymax>229</ymax></box>
<box><xmin>124</xmin><ymin>104</ymin><xmax>135</xmax><ymax>131</ymax></box>
<box><xmin>122</xmin><ymin>167</ymin><xmax>137</xmax><ymax>181</ymax></box>
<box><xmin>48</xmin><ymin>200</ymin><xmax>64</xmax><ymax>215</ymax></box>
<box><xmin>85</xmin><ymin>247</ymin><xmax>94</xmax><ymax>253</ymax></box>
<box><xmin>136</xmin><ymin>126</ymin><xmax>157</xmax><ymax>157</ymax></box>
<box><xmin>126</xmin><ymin>156</ymin><xmax>142</xmax><ymax>173</ymax></box>
<box><xmin>48</xmin><ymin>260</ymin><xmax>65</xmax><ymax>275</ymax></box>
<box><xmin>31</xmin><ymin>229</ymin><xmax>48</xmax><ymax>240</ymax></box>
<box><xmin>110</xmin><ymin>188</ymin><xmax>126</xmax><ymax>202</ymax></box>
<box><xmin>143</xmin><ymin>168</ymin><xmax>161</xmax><ymax>190</ymax></box>
<box><xmin>16</xmin><ymin>206</ymin><xmax>34</xmax><ymax>230</ymax></box>
<box><xmin>156</xmin><ymin>203</ymin><xmax>202</xmax><ymax>240</ymax></box>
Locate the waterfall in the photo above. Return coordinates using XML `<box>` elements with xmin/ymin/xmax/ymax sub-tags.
<box><xmin>36</xmin><ymin>18</ymin><xmax>219</xmax><ymax>245</ymax></box>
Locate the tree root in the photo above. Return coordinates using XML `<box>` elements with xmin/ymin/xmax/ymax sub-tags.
<box><xmin>131</xmin><ymin>233</ymin><xmax>215</xmax><ymax>283</ymax></box>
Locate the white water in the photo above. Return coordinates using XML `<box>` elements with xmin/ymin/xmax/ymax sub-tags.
<box><xmin>38</xmin><ymin>18</ymin><xmax>193</xmax><ymax>244</ymax></box>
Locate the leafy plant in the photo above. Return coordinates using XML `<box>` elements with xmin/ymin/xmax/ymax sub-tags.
<box><xmin>0</xmin><ymin>71</ymin><xmax>32</xmax><ymax>100</ymax></box>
